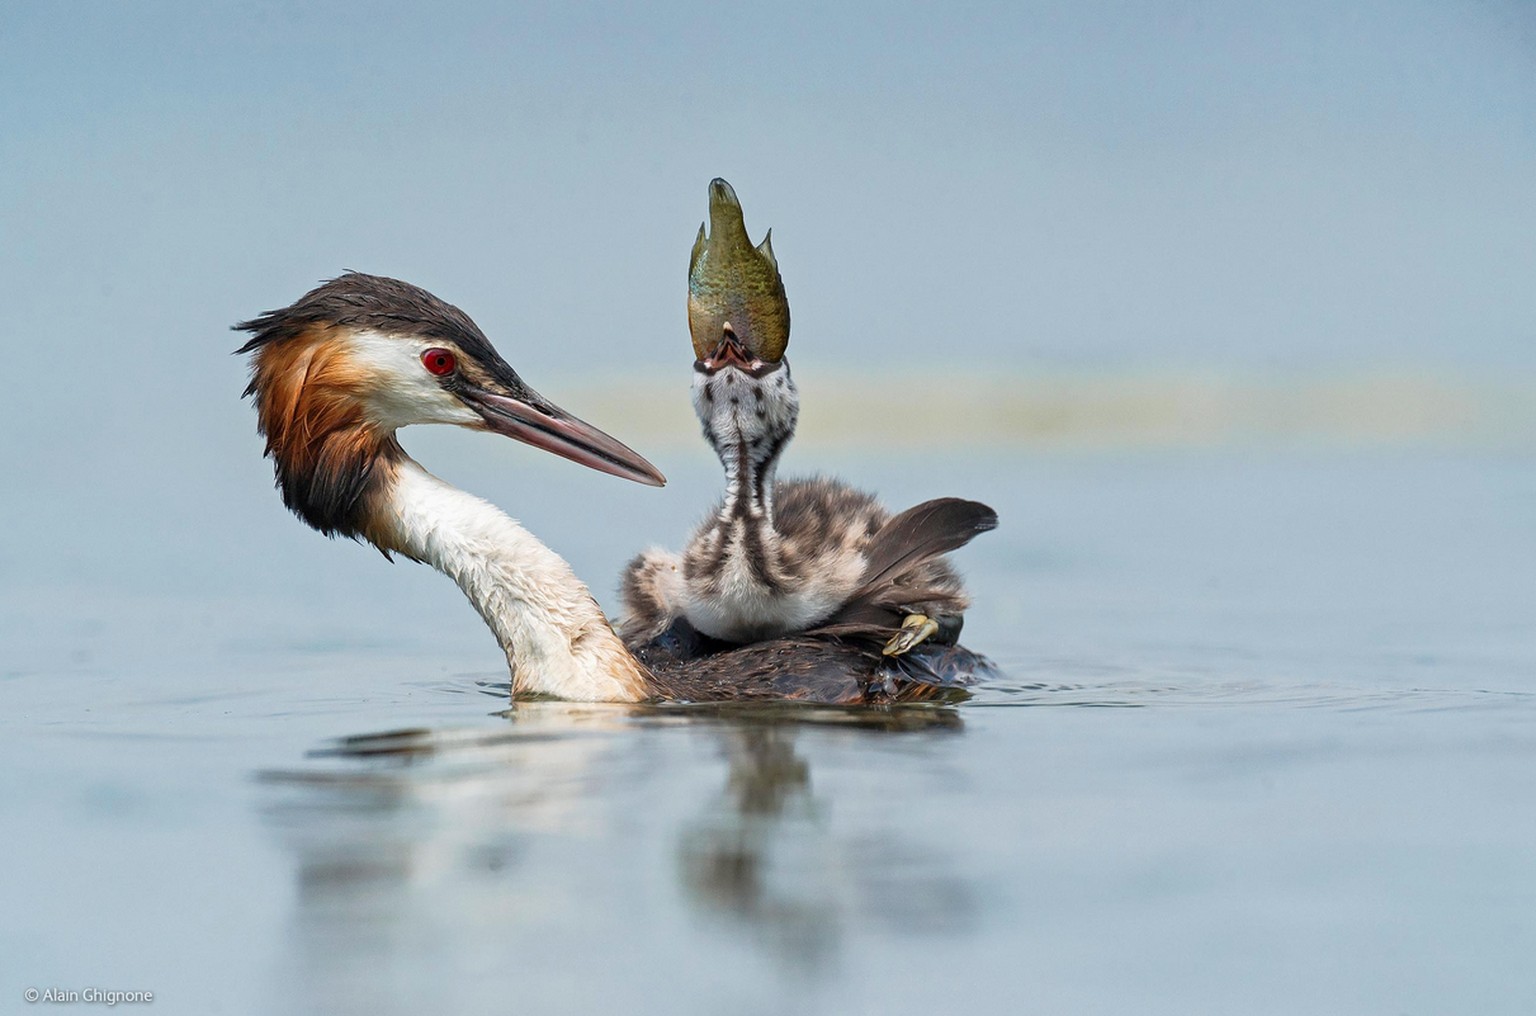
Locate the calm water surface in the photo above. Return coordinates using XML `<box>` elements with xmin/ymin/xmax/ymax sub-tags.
<box><xmin>4</xmin><ymin>451</ymin><xmax>1533</xmax><ymax>1015</ymax></box>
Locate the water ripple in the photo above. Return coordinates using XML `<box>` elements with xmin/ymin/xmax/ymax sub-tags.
<box><xmin>970</xmin><ymin>677</ymin><xmax>1536</xmax><ymax>712</ymax></box>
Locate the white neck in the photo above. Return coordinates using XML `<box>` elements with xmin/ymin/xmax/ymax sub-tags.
<box><xmin>692</xmin><ymin>358</ymin><xmax>798</xmax><ymax>524</ymax></box>
<box><xmin>377</xmin><ymin>458</ymin><xmax>650</xmax><ymax>702</ymax></box>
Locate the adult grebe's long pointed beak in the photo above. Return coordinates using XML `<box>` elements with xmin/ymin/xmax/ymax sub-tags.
<box><xmin>468</xmin><ymin>388</ymin><xmax>667</xmax><ymax>487</ymax></box>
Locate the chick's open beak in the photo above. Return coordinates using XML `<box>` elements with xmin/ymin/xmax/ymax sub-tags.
<box><xmin>697</xmin><ymin>331</ymin><xmax>777</xmax><ymax>378</ymax></box>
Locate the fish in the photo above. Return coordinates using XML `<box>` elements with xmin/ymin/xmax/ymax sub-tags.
<box><xmin>687</xmin><ymin>178</ymin><xmax>791</xmax><ymax>362</ymax></box>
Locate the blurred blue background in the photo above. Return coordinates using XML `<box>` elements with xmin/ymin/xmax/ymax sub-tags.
<box><xmin>3</xmin><ymin>5</ymin><xmax>1535</xmax><ymax>1014</ymax></box>
<box><xmin>5</xmin><ymin>0</ymin><xmax>1534</xmax><ymax>380</ymax></box>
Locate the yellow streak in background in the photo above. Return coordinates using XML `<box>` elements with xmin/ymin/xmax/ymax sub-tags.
<box><xmin>558</xmin><ymin>370</ymin><xmax>1536</xmax><ymax>452</ymax></box>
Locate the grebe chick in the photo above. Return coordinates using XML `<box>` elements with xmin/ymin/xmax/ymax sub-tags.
<box><xmin>618</xmin><ymin>179</ymin><xmax>990</xmax><ymax>655</ymax></box>
<box><xmin>239</xmin><ymin>273</ymin><xmax>986</xmax><ymax>703</ymax></box>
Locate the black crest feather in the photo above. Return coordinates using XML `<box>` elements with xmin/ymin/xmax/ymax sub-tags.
<box><xmin>233</xmin><ymin>271</ymin><xmax>525</xmax><ymax>391</ymax></box>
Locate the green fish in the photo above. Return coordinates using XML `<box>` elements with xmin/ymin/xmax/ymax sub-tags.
<box><xmin>687</xmin><ymin>178</ymin><xmax>790</xmax><ymax>363</ymax></box>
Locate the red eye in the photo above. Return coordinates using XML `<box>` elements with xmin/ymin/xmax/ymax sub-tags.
<box><xmin>421</xmin><ymin>348</ymin><xmax>457</xmax><ymax>376</ymax></box>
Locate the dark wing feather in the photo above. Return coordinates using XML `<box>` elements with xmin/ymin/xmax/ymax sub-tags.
<box><xmin>848</xmin><ymin>498</ymin><xmax>997</xmax><ymax>601</ymax></box>
<box><xmin>818</xmin><ymin>498</ymin><xmax>996</xmax><ymax>631</ymax></box>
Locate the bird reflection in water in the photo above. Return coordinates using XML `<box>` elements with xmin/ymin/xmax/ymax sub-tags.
<box><xmin>676</xmin><ymin>709</ymin><xmax>974</xmax><ymax>972</ymax></box>
<box><xmin>260</xmin><ymin>702</ymin><xmax>977</xmax><ymax>1011</ymax></box>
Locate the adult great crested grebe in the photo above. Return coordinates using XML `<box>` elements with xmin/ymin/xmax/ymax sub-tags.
<box><xmin>237</xmin><ymin>272</ymin><xmax>990</xmax><ymax>703</ymax></box>
<box><xmin>618</xmin><ymin>179</ymin><xmax>993</xmax><ymax>658</ymax></box>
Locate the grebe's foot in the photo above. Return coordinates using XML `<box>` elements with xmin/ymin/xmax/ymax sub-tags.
<box><xmin>883</xmin><ymin>613</ymin><xmax>941</xmax><ymax>656</ymax></box>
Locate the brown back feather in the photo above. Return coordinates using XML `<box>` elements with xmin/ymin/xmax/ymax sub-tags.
<box><xmin>631</xmin><ymin>611</ymin><xmax>999</xmax><ymax>704</ymax></box>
